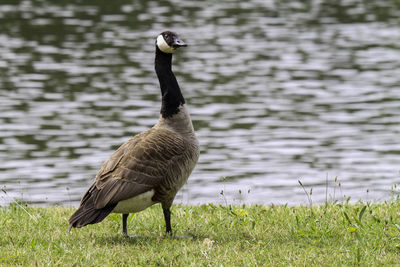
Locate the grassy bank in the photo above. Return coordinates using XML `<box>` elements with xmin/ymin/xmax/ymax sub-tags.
<box><xmin>1</xmin><ymin>201</ymin><xmax>400</xmax><ymax>266</ymax></box>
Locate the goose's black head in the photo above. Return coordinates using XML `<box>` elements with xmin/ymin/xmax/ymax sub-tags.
<box><xmin>156</xmin><ymin>31</ymin><xmax>187</xmax><ymax>54</ymax></box>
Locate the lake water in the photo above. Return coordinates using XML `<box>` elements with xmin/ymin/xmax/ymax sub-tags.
<box><xmin>1</xmin><ymin>0</ymin><xmax>400</xmax><ymax>206</ymax></box>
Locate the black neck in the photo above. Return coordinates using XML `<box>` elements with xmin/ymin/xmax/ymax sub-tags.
<box><xmin>155</xmin><ymin>46</ymin><xmax>185</xmax><ymax>118</ymax></box>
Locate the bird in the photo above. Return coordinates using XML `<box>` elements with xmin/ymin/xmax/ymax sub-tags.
<box><xmin>68</xmin><ymin>31</ymin><xmax>199</xmax><ymax>237</ymax></box>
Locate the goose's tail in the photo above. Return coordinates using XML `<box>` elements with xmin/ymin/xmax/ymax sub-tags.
<box><xmin>68</xmin><ymin>184</ymin><xmax>116</xmax><ymax>232</ymax></box>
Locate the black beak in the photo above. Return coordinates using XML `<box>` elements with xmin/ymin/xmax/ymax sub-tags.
<box><xmin>172</xmin><ymin>37</ymin><xmax>187</xmax><ymax>48</ymax></box>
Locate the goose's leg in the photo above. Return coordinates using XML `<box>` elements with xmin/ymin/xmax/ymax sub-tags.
<box><xmin>122</xmin><ymin>213</ymin><xmax>140</xmax><ymax>238</ymax></box>
<box><xmin>163</xmin><ymin>208</ymin><xmax>193</xmax><ymax>239</ymax></box>
<box><xmin>163</xmin><ymin>208</ymin><xmax>172</xmax><ymax>234</ymax></box>
<box><xmin>122</xmin><ymin>213</ymin><xmax>129</xmax><ymax>237</ymax></box>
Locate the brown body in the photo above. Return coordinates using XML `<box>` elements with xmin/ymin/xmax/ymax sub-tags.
<box><xmin>69</xmin><ymin>105</ymin><xmax>199</xmax><ymax>230</ymax></box>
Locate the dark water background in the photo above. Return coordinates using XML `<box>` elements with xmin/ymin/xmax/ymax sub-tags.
<box><xmin>1</xmin><ymin>0</ymin><xmax>400</xmax><ymax>206</ymax></box>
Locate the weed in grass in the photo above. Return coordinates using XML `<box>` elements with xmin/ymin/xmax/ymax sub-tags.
<box><xmin>298</xmin><ymin>179</ymin><xmax>313</xmax><ymax>216</ymax></box>
<box><xmin>295</xmin><ymin>178</ymin><xmax>400</xmax><ymax>266</ymax></box>
<box><xmin>2</xmin><ymin>187</ymin><xmax>37</xmax><ymax>222</ymax></box>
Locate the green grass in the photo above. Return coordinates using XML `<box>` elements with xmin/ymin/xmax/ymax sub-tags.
<box><xmin>1</xmin><ymin>201</ymin><xmax>400</xmax><ymax>266</ymax></box>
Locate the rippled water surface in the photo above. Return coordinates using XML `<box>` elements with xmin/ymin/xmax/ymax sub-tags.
<box><xmin>1</xmin><ymin>0</ymin><xmax>400</xmax><ymax>206</ymax></box>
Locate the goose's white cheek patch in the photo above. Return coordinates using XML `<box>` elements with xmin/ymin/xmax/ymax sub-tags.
<box><xmin>157</xmin><ymin>35</ymin><xmax>175</xmax><ymax>53</ymax></box>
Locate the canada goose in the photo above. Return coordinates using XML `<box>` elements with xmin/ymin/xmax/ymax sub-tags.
<box><xmin>69</xmin><ymin>31</ymin><xmax>199</xmax><ymax>236</ymax></box>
